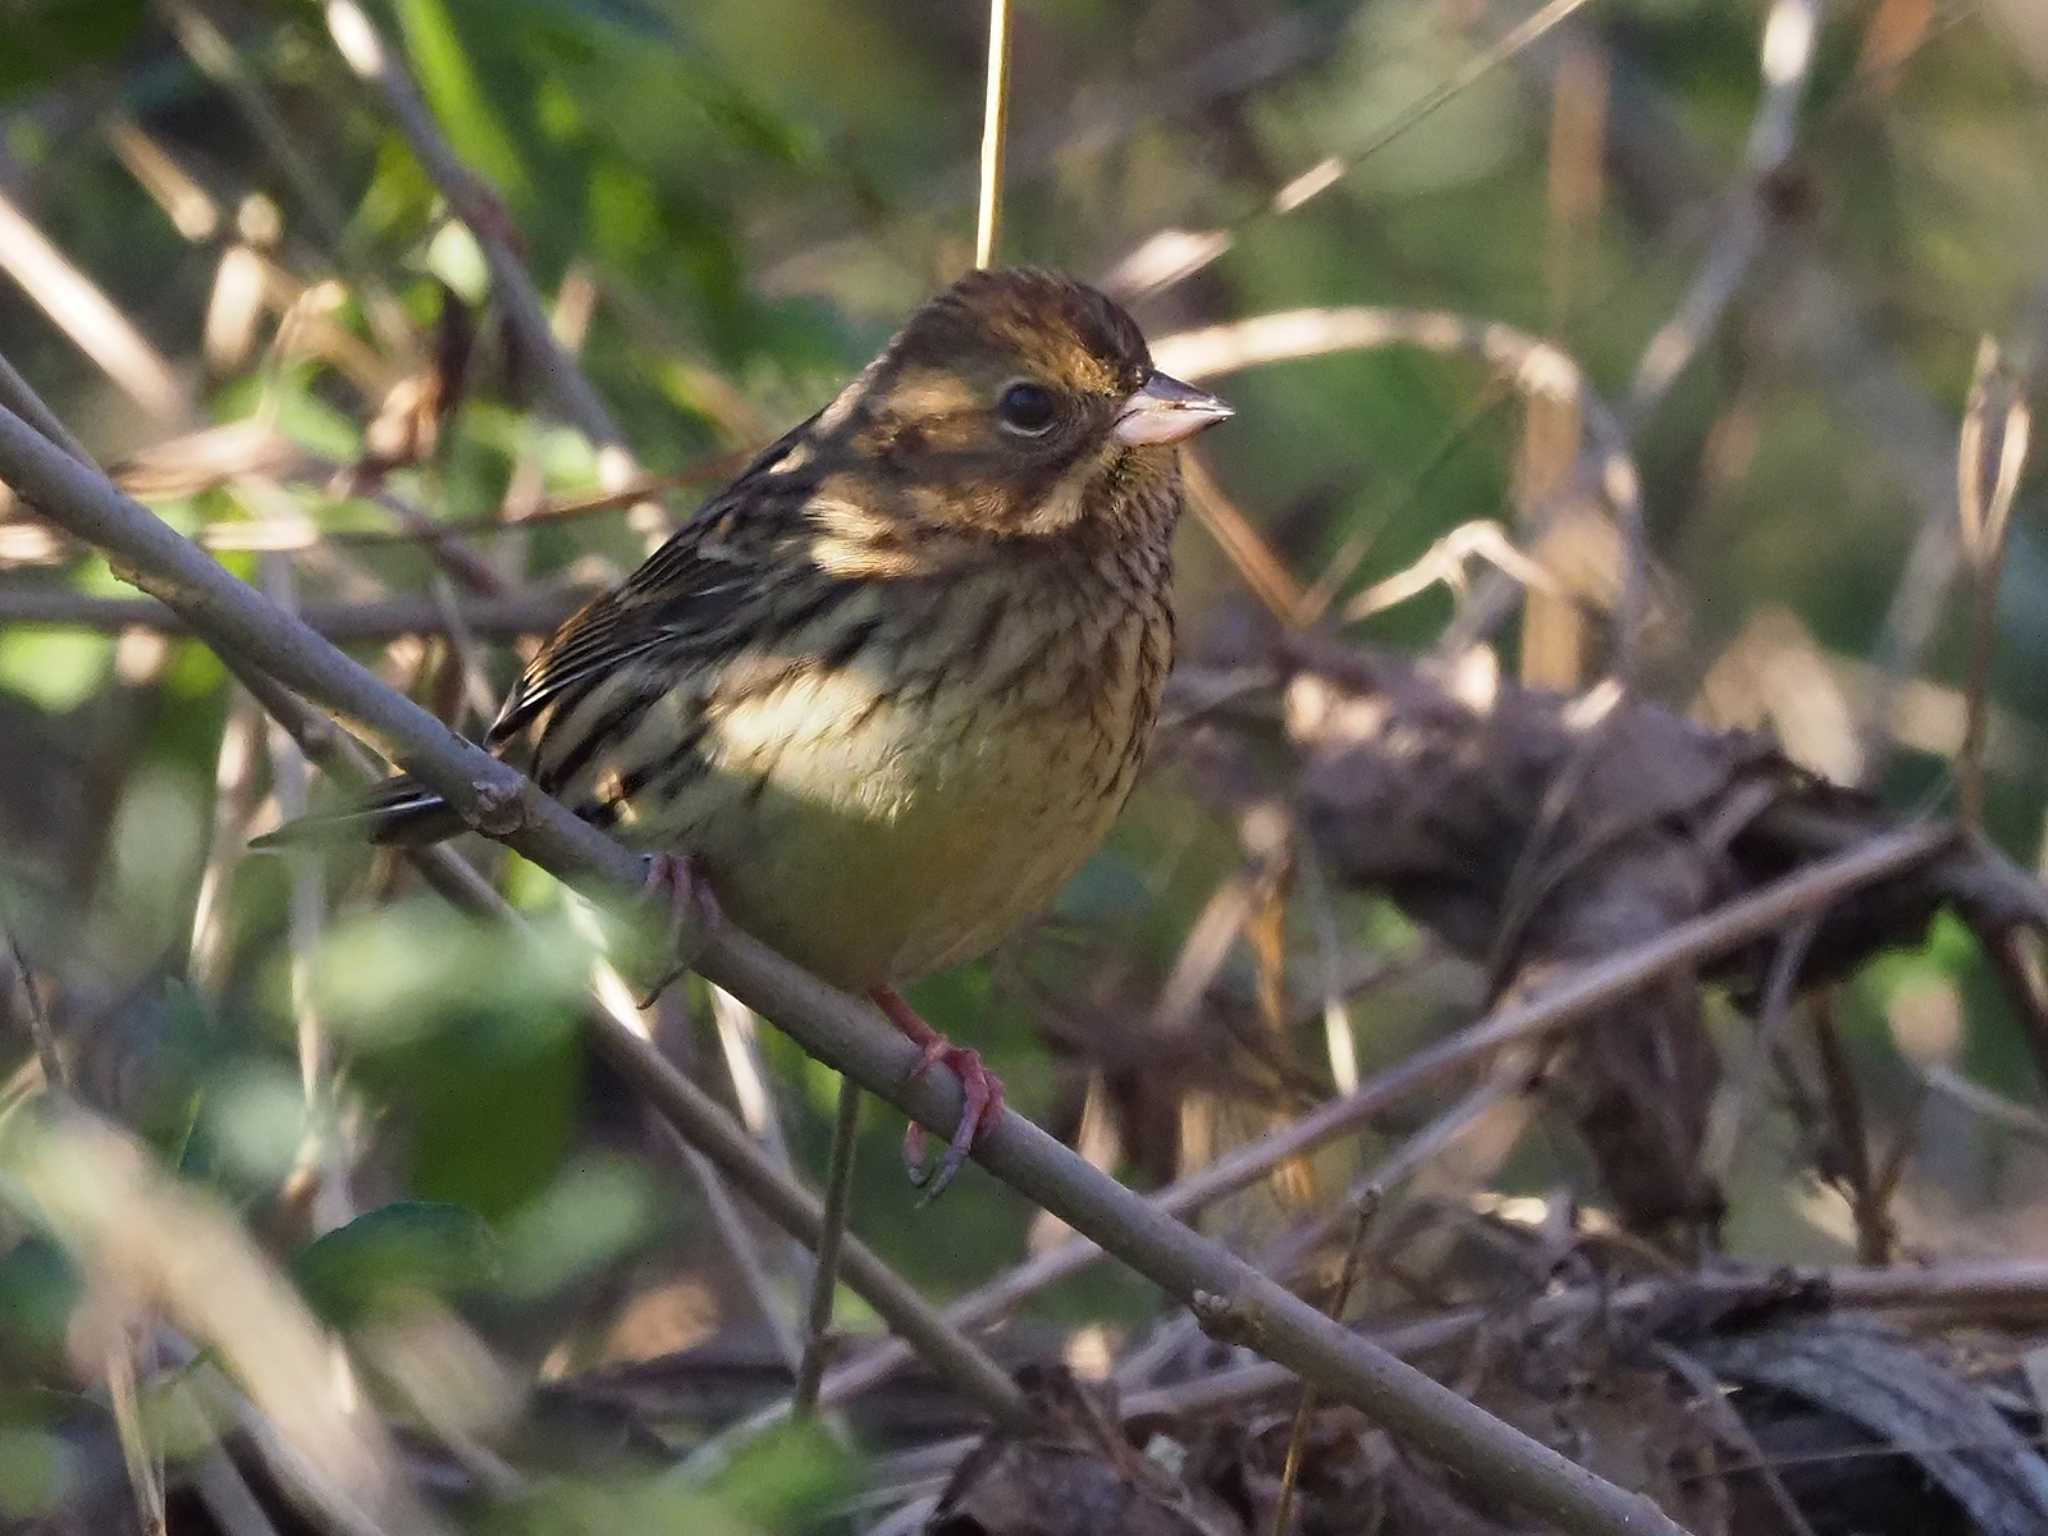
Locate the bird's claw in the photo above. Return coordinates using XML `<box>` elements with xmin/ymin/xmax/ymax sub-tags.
<box><xmin>635</xmin><ymin>852</ymin><xmax>720</xmax><ymax>1007</ymax></box>
<box><xmin>901</xmin><ymin>1040</ymin><xmax>1005</xmax><ymax>1202</ymax></box>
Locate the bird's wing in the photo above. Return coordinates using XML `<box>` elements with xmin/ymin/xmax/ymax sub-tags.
<box><xmin>484</xmin><ymin>419</ymin><xmax>823</xmax><ymax>751</ymax></box>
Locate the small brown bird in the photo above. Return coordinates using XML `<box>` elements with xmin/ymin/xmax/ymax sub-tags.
<box><xmin>269</xmin><ymin>268</ymin><xmax>1231</xmax><ymax>1193</ymax></box>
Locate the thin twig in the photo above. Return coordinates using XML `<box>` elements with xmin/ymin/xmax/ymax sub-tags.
<box><xmin>189</xmin><ymin>699</ymin><xmax>267</xmax><ymax>990</ymax></box>
<box><xmin>262</xmin><ymin>555</ymin><xmax>347</xmax><ymax>1237</ymax></box>
<box><xmin>1260</xmin><ymin>1060</ymin><xmax>1530</xmax><ymax>1286</ymax></box>
<box><xmin>1954</xmin><ymin>335</ymin><xmax>2033</xmax><ymax>831</ymax></box>
<box><xmin>1703</xmin><ymin>913</ymin><xmax>1822</xmax><ymax>1186</ymax></box>
<box><xmin>974</xmin><ymin>0</ymin><xmax>1013</xmax><ymax>271</ymax></box>
<box><xmin>1984</xmin><ymin>924</ymin><xmax>2048</xmax><ymax>1100</ymax></box>
<box><xmin>1092</xmin><ymin>0</ymin><xmax>1603</xmax><ymax>294</ymax></box>
<box><xmin>1151</xmin><ymin>306</ymin><xmax>1650</xmax><ymax>661</ymax></box>
<box><xmin>677</xmin><ymin>1129</ymin><xmax>806</xmax><ymax>1371</ymax></box>
<box><xmin>793</xmin><ymin>1075</ymin><xmax>862</xmax><ymax>1416</ymax></box>
<box><xmin>1621</xmin><ymin>0</ymin><xmax>1822</xmax><ymax>428</ymax></box>
<box><xmin>709</xmin><ymin>986</ymin><xmax>801</xmax><ymax>1175</ymax></box>
<box><xmin>189</xmin><ymin>1441</ymin><xmax>287</xmax><ymax>1536</ymax></box>
<box><xmin>803</xmin><ymin>818</ymin><xmax>1952</xmax><ymax>1420</ymax></box>
<box><xmin>1921</xmin><ymin>1064</ymin><xmax>2048</xmax><ymax>1152</ymax></box>
<box><xmin>1651</xmin><ymin>1342</ymin><xmax>1821</xmax><ymax>1536</ymax></box>
<box><xmin>1339</xmin><ymin>518</ymin><xmax>1564</xmax><ymax>626</ymax></box>
<box><xmin>1810</xmin><ymin>992</ymin><xmax>1889</xmax><ymax>1265</ymax></box>
<box><xmin>1272</xmin><ymin>1189</ymin><xmax>1380</xmax><ymax>1536</ymax></box>
<box><xmin>1111</xmin><ymin>1062</ymin><xmax>1522</xmax><ymax>1395</ymax></box>
<box><xmin>0</xmin><ymin>399</ymin><xmax>1691</xmax><ymax>1536</ymax></box>
<box><xmin>0</xmin><ymin>586</ymin><xmax>589</xmax><ymax>642</ymax></box>
<box><xmin>3</xmin><ymin>915</ymin><xmax>65</xmax><ymax>1094</ymax></box>
<box><xmin>0</xmin><ymin>348</ymin><xmax>94</xmax><ymax>465</ymax></box>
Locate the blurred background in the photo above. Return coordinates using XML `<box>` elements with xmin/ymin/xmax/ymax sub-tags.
<box><xmin>2</xmin><ymin>0</ymin><xmax>2048</xmax><ymax>1531</ymax></box>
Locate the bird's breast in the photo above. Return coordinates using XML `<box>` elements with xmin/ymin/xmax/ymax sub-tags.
<box><xmin>600</xmin><ymin>560</ymin><xmax>1170</xmax><ymax>988</ymax></box>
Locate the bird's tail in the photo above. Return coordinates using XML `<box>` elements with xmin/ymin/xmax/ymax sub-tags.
<box><xmin>250</xmin><ymin>775</ymin><xmax>466</xmax><ymax>849</ymax></box>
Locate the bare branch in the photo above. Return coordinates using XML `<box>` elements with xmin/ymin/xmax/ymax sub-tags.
<box><xmin>1622</xmin><ymin>0</ymin><xmax>1822</xmax><ymax>427</ymax></box>
<box><xmin>796</xmin><ymin>816</ymin><xmax>1950</xmax><ymax>1421</ymax></box>
<box><xmin>0</xmin><ymin>586</ymin><xmax>587</xmax><ymax>642</ymax></box>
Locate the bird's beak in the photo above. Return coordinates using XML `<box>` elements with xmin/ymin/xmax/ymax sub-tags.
<box><xmin>1113</xmin><ymin>371</ymin><xmax>1234</xmax><ymax>446</ymax></box>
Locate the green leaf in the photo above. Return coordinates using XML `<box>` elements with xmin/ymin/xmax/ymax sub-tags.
<box><xmin>707</xmin><ymin>1419</ymin><xmax>858</xmax><ymax>1531</ymax></box>
<box><xmin>0</xmin><ymin>1238</ymin><xmax>82</xmax><ymax>1374</ymax></box>
<box><xmin>496</xmin><ymin>1158</ymin><xmax>654</xmax><ymax>1302</ymax></box>
<box><xmin>462</xmin><ymin>0</ymin><xmax>677</xmax><ymax>43</ymax></box>
<box><xmin>0</xmin><ymin>1423</ymin><xmax>73</xmax><ymax>1521</ymax></box>
<box><xmin>294</xmin><ymin>1201</ymin><xmax>499</xmax><ymax>1324</ymax></box>
<box><xmin>0</xmin><ymin>629</ymin><xmax>113</xmax><ymax>713</ymax></box>
<box><xmin>0</xmin><ymin>0</ymin><xmax>145</xmax><ymax>99</ymax></box>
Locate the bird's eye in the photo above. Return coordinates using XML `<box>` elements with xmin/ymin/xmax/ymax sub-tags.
<box><xmin>997</xmin><ymin>381</ymin><xmax>1059</xmax><ymax>436</ymax></box>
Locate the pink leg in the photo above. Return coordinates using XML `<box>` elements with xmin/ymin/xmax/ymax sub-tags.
<box><xmin>635</xmin><ymin>852</ymin><xmax>722</xmax><ymax>1007</ymax></box>
<box><xmin>870</xmin><ymin>984</ymin><xmax>1005</xmax><ymax>1199</ymax></box>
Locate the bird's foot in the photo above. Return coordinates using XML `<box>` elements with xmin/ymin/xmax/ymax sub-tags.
<box><xmin>635</xmin><ymin>852</ymin><xmax>721</xmax><ymax>1008</ymax></box>
<box><xmin>870</xmin><ymin>984</ymin><xmax>1005</xmax><ymax>1201</ymax></box>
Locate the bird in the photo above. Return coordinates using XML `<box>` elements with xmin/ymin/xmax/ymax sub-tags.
<box><xmin>262</xmin><ymin>267</ymin><xmax>1232</xmax><ymax>1195</ymax></box>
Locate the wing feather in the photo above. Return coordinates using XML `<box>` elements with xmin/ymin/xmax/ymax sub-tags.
<box><xmin>485</xmin><ymin>419</ymin><xmax>825</xmax><ymax>751</ymax></box>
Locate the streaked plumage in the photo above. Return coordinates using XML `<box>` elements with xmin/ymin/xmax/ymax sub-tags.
<box><xmin>268</xmin><ymin>268</ymin><xmax>1230</xmax><ymax>1187</ymax></box>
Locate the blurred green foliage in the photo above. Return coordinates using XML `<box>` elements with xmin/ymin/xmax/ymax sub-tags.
<box><xmin>0</xmin><ymin>0</ymin><xmax>2044</xmax><ymax>1528</ymax></box>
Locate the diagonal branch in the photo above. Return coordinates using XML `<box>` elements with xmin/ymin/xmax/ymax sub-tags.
<box><xmin>319</xmin><ymin>2</ymin><xmax>639</xmax><ymax>489</ymax></box>
<box><xmin>0</xmin><ymin>587</ymin><xmax>586</xmax><ymax>642</ymax></box>
<box><xmin>0</xmin><ymin>400</ymin><xmax>1691</xmax><ymax>1536</ymax></box>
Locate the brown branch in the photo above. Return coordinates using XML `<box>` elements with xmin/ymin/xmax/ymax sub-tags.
<box><xmin>0</xmin><ymin>399</ymin><xmax>1688</xmax><ymax>1536</ymax></box>
<box><xmin>1811</xmin><ymin>993</ymin><xmax>1890</xmax><ymax>1265</ymax></box>
<box><xmin>1621</xmin><ymin>0</ymin><xmax>1822</xmax><ymax>428</ymax></box>
<box><xmin>797</xmin><ymin>816</ymin><xmax>1951</xmax><ymax>1420</ymax></box>
<box><xmin>0</xmin><ymin>585</ymin><xmax>588</xmax><ymax>640</ymax></box>
<box><xmin>888</xmin><ymin>1255</ymin><xmax>2048</xmax><ymax>1507</ymax></box>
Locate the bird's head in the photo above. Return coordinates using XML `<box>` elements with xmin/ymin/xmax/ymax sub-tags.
<box><xmin>814</xmin><ymin>267</ymin><xmax>1231</xmax><ymax>541</ymax></box>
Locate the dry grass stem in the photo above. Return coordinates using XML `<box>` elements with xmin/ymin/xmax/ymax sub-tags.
<box><xmin>975</xmin><ymin>0</ymin><xmax>1013</xmax><ymax>271</ymax></box>
<box><xmin>8</xmin><ymin>1111</ymin><xmax>443</xmax><ymax>1533</ymax></box>
<box><xmin>1955</xmin><ymin>335</ymin><xmax>2033</xmax><ymax>830</ymax></box>
<box><xmin>0</xmin><ymin>189</ymin><xmax>186</xmax><ymax>424</ymax></box>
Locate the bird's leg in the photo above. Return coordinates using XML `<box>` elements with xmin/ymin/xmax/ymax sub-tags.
<box><xmin>869</xmin><ymin>984</ymin><xmax>1005</xmax><ymax>1199</ymax></box>
<box><xmin>634</xmin><ymin>852</ymin><xmax>722</xmax><ymax>1008</ymax></box>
